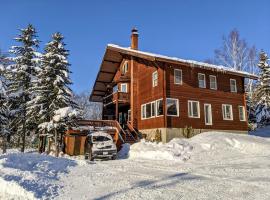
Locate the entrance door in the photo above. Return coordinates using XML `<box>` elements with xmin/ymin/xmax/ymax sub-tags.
<box><xmin>204</xmin><ymin>104</ymin><xmax>212</xmax><ymax>125</ymax></box>
<box><xmin>119</xmin><ymin>112</ymin><xmax>123</xmax><ymax>125</ymax></box>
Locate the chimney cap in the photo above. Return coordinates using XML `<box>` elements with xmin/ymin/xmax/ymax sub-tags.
<box><xmin>131</xmin><ymin>27</ymin><xmax>138</xmax><ymax>34</ymax></box>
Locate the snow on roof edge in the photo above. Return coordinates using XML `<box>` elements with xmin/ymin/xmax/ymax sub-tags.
<box><xmin>107</xmin><ymin>44</ymin><xmax>258</xmax><ymax>79</ymax></box>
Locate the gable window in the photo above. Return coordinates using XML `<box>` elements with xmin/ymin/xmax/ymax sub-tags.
<box><xmin>204</xmin><ymin>104</ymin><xmax>212</xmax><ymax>125</ymax></box>
<box><xmin>239</xmin><ymin>106</ymin><xmax>246</xmax><ymax>121</ymax></box>
<box><xmin>209</xmin><ymin>75</ymin><xmax>217</xmax><ymax>90</ymax></box>
<box><xmin>166</xmin><ymin>98</ymin><xmax>179</xmax><ymax>116</ymax></box>
<box><xmin>152</xmin><ymin>71</ymin><xmax>158</xmax><ymax>87</ymax></box>
<box><xmin>222</xmin><ymin>104</ymin><xmax>233</xmax><ymax>120</ymax></box>
<box><xmin>174</xmin><ymin>69</ymin><xmax>182</xmax><ymax>85</ymax></box>
<box><xmin>156</xmin><ymin>99</ymin><xmax>163</xmax><ymax>116</ymax></box>
<box><xmin>198</xmin><ymin>73</ymin><xmax>206</xmax><ymax>88</ymax></box>
<box><xmin>120</xmin><ymin>83</ymin><xmax>127</xmax><ymax>93</ymax></box>
<box><xmin>188</xmin><ymin>101</ymin><xmax>200</xmax><ymax>118</ymax></box>
<box><xmin>230</xmin><ymin>79</ymin><xmax>237</xmax><ymax>92</ymax></box>
<box><xmin>122</xmin><ymin>61</ymin><xmax>128</xmax><ymax>74</ymax></box>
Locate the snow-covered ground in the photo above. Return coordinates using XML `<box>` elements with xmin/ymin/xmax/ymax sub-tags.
<box><xmin>1</xmin><ymin>127</ymin><xmax>270</xmax><ymax>199</ymax></box>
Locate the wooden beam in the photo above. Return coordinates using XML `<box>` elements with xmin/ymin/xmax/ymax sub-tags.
<box><xmin>100</xmin><ymin>70</ymin><xmax>115</xmax><ymax>74</ymax></box>
<box><xmin>104</xmin><ymin>59</ymin><xmax>120</xmax><ymax>64</ymax></box>
<box><xmin>96</xmin><ymin>80</ymin><xmax>111</xmax><ymax>84</ymax></box>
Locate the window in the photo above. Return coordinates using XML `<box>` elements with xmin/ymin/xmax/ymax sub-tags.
<box><xmin>198</xmin><ymin>73</ymin><xmax>206</xmax><ymax>88</ymax></box>
<box><xmin>141</xmin><ymin>105</ymin><xmax>146</xmax><ymax>119</ymax></box>
<box><xmin>151</xmin><ymin>101</ymin><xmax>156</xmax><ymax>117</ymax></box>
<box><xmin>122</xmin><ymin>61</ymin><xmax>128</xmax><ymax>74</ymax></box>
<box><xmin>174</xmin><ymin>69</ymin><xmax>182</xmax><ymax>85</ymax></box>
<box><xmin>188</xmin><ymin>101</ymin><xmax>200</xmax><ymax>118</ymax></box>
<box><xmin>152</xmin><ymin>71</ymin><xmax>158</xmax><ymax>87</ymax></box>
<box><xmin>120</xmin><ymin>83</ymin><xmax>127</xmax><ymax>93</ymax></box>
<box><xmin>113</xmin><ymin>85</ymin><xmax>118</xmax><ymax>93</ymax></box>
<box><xmin>222</xmin><ymin>104</ymin><xmax>233</xmax><ymax>120</ymax></box>
<box><xmin>146</xmin><ymin>103</ymin><xmax>151</xmax><ymax>118</ymax></box>
<box><xmin>204</xmin><ymin>104</ymin><xmax>212</xmax><ymax>125</ymax></box>
<box><xmin>166</xmin><ymin>98</ymin><xmax>179</xmax><ymax>116</ymax></box>
<box><xmin>230</xmin><ymin>79</ymin><xmax>237</xmax><ymax>92</ymax></box>
<box><xmin>239</xmin><ymin>106</ymin><xmax>246</xmax><ymax>121</ymax></box>
<box><xmin>209</xmin><ymin>75</ymin><xmax>217</xmax><ymax>90</ymax></box>
<box><xmin>156</xmin><ymin>99</ymin><xmax>163</xmax><ymax>116</ymax></box>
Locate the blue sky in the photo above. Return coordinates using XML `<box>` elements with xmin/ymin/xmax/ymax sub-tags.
<box><xmin>0</xmin><ymin>0</ymin><xmax>269</xmax><ymax>94</ymax></box>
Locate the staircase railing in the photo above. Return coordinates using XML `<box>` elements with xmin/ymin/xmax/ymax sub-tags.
<box><xmin>127</xmin><ymin>121</ymin><xmax>139</xmax><ymax>141</ymax></box>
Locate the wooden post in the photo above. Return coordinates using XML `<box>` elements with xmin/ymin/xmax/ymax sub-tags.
<box><xmin>163</xmin><ymin>65</ymin><xmax>167</xmax><ymax>128</ymax></box>
<box><xmin>116</xmin><ymin>92</ymin><xmax>119</xmax><ymax>122</ymax></box>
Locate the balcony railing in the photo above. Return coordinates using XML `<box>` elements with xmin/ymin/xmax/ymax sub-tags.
<box><xmin>103</xmin><ymin>92</ymin><xmax>130</xmax><ymax>106</ymax></box>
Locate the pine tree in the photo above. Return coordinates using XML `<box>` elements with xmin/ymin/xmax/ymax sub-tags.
<box><xmin>7</xmin><ymin>24</ymin><xmax>40</xmax><ymax>152</ymax></box>
<box><xmin>0</xmin><ymin>61</ymin><xmax>11</xmax><ymax>153</ymax></box>
<box><xmin>255</xmin><ymin>50</ymin><xmax>270</xmax><ymax>127</ymax></box>
<box><xmin>30</xmin><ymin>32</ymin><xmax>79</xmax><ymax>156</ymax></box>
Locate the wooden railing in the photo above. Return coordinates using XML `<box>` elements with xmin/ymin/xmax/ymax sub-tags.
<box><xmin>103</xmin><ymin>92</ymin><xmax>130</xmax><ymax>105</ymax></box>
<box><xmin>77</xmin><ymin>119</ymin><xmax>125</xmax><ymax>143</ymax></box>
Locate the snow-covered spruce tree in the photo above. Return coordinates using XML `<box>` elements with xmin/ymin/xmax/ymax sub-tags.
<box><xmin>0</xmin><ymin>60</ymin><xmax>11</xmax><ymax>153</ymax></box>
<box><xmin>255</xmin><ymin>50</ymin><xmax>270</xmax><ymax>127</ymax></box>
<box><xmin>29</xmin><ymin>32</ymin><xmax>79</xmax><ymax>156</ymax></box>
<box><xmin>7</xmin><ymin>24</ymin><xmax>40</xmax><ymax>152</ymax></box>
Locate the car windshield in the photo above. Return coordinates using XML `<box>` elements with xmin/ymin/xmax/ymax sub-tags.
<box><xmin>92</xmin><ymin>136</ymin><xmax>111</xmax><ymax>142</ymax></box>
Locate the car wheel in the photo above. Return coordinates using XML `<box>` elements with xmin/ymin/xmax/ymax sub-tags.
<box><xmin>112</xmin><ymin>155</ymin><xmax>117</xmax><ymax>160</ymax></box>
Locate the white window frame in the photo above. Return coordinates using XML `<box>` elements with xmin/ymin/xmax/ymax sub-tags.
<box><xmin>141</xmin><ymin>104</ymin><xmax>146</xmax><ymax>119</ymax></box>
<box><xmin>204</xmin><ymin>104</ymin><xmax>213</xmax><ymax>125</ymax></box>
<box><xmin>152</xmin><ymin>71</ymin><xmax>158</xmax><ymax>87</ymax></box>
<box><xmin>222</xmin><ymin>104</ymin><xmax>233</xmax><ymax>120</ymax></box>
<box><xmin>122</xmin><ymin>61</ymin><xmax>128</xmax><ymax>74</ymax></box>
<box><xmin>238</xmin><ymin>106</ymin><xmax>246</xmax><ymax>121</ymax></box>
<box><xmin>174</xmin><ymin>69</ymin><xmax>182</xmax><ymax>85</ymax></box>
<box><xmin>151</xmin><ymin>101</ymin><xmax>156</xmax><ymax>118</ymax></box>
<box><xmin>166</xmin><ymin>98</ymin><xmax>179</xmax><ymax>117</ymax></box>
<box><xmin>198</xmin><ymin>73</ymin><xmax>206</xmax><ymax>88</ymax></box>
<box><xmin>155</xmin><ymin>98</ymin><xmax>164</xmax><ymax>117</ymax></box>
<box><xmin>230</xmin><ymin>79</ymin><xmax>237</xmax><ymax>93</ymax></box>
<box><xmin>188</xmin><ymin>100</ymin><xmax>200</xmax><ymax>118</ymax></box>
<box><xmin>120</xmin><ymin>83</ymin><xmax>128</xmax><ymax>93</ymax></box>
<box><xmin>209</xmin><ymin>75</ymin><xmax>217</xmax><ymax>90</ymax></box>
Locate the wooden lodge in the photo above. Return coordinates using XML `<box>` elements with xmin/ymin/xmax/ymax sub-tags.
<box><xmin>89</xmin><ymin>28</ymin><xmax>258</xmax><ymax>143</ymax></box>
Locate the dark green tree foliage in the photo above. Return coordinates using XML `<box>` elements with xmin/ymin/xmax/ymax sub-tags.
<box><xmin>29</xmin><ymin>33</ymin><xmax>79</xmax><ymax>155</ymax></box>
<box><xmin>7</xmin><ymin>24</ymin><xmax>40</xmax><ymax>152</ymax></box>
<box><xmin>255</xmin><ymin>50</ymin><xmax>270</xmax><ymax>126</ymax></box>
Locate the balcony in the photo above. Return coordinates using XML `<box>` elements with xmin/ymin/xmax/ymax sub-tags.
<box><xmin>103</xmin><ymin>92</ymin><xmax>130</xmax><ymax>106</ymax></box>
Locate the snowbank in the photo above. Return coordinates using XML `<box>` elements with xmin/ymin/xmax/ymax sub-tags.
<box><xmin>128</xmin><ymin>139</ymin><xmax>193</xmax><ymax>161</ymax></box>
<box><xmin>0</xmin><ymin>151</ymin><xmax>77</xmax><ymax>199</ymax></box>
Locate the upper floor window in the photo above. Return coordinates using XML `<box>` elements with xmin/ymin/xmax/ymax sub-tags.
<box><xmin>230</xmin><ymin>79</ymin><xmax>237</xmax><ymax>92</ymax></box>
<box><xmin>166</xmin><ymin>98</ymin><xmax>179</xmax><ymax>117</ymax></box>
<box><xmin>120</xmin><ymin>83</ymin><xmax>127</xmax><ymax>93</ymax></box>
<box><xmin>188</xmin><ymin>100</ymin><xmax>200</xmax><ymax>118</ymax></box>
<box><xmin>152</xmin><ymin>71</ymin><xmax>158</xmax><ymax>87</ymax></box>
<box><xmin>209</xmin><ymin>75</ymin><xmax>217</xmax><ymax>90</ymax></box>
<box><xmin>222</xmin><ymin>104</ymin><xmax>233</xmax><ymax>120</ymax></box>
<box><xmin>198</xmin><ymin>73</ymin><xmax>206</xmax><ymax>88</ymax></box>
<box><xmin>239</xmin><ymin>106</ymin><xmax>246</xmax><ymax>121</ymax></box>
<box><xmin>174</xmin><ymin>69</ymin><xmax>182</xmax><ymax>85</ymax></box>
<box><xmin>122</xmin><ymin>61</ymin><xmax>128</xmax><ymax>74</ymax></box>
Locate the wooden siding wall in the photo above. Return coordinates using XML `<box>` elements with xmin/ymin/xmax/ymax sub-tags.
<box><xmin>136</xmin><ymin>61</ymin><xmax>165</xmax><ymax>130</ymax></box>
<box><xmin>134</xmin><ymin>61</ymin><xmax>248</xmax><ymax>131</ymax></box>
<box><xmin>165</xmin><ymin>64</ymin><xmax>247</xmax><ymax>131</ymax></box>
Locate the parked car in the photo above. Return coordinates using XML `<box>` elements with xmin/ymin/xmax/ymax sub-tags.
<box><xmin>84</xmin><ymin>131</ymin><xmax>117</xmax><ymax>161</ymax></box>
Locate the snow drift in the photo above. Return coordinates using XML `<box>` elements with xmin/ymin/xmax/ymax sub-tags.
<box><xmin>128</xmin><ymin>139</ymin><xmax>193</xmax><ymax>161</ymax></box>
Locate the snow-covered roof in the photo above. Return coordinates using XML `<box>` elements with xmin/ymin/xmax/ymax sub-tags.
<box><xmin>107</xmin><ymin>44</ymin><xmax>258</xmax><ymax>79</ymax></box>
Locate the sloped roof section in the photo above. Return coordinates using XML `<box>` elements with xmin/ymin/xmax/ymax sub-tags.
<box><xmin>90</xmin><ymin>44</ymin><xmax>258</xmax><ymax>102</ymax></box>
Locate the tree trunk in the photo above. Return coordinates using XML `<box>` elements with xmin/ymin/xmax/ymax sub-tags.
<box><xmin>55</xmin><ymin>129</ymin><xmax>59</xmax><ymax>157</ymax></box>
<box><xmin>2</xmin><ymin>136</ymin><xmax>7</xmax><ymax>154</ymax></box>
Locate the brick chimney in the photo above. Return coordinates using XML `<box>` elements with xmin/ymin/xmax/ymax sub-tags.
<box><xmin>131</xmin><ymin>28</ymin><xmax>138</xmax><ymax>50</ymax></box>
